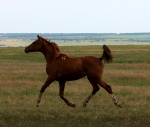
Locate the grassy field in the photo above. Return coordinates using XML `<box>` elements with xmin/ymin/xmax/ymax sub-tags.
<box><xmin>0</xmin><ymin>45</ymin><xmax>150</xmax><ymax>127</ymax></box>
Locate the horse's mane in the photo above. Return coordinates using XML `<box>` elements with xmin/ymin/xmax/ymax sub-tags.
<box><xmin>41</xmin><ymin>37</ymin><xmax>60</xmax><ymax>52</ymax></box>
<box><xmin>38</xmin><ymin>36</ymin><xmax>59</xmax><ymax>52</ymax></box>
<box><xmin>45</xmin><ymin>40</ymin><xmax>61</xmax><ymax>60</ymax></box>
<box><xmin>49</xmin><ymin>41</ymin><xmax>60</xmax><ymax>53</ymax></box>
<box><xmin>38</xmin><ymin>35</ymin><xmax>69</xmax><ymax>60</ymax></box>
<box><xmin>48</xmin><ymin>41</ymin><xmax>69</xmax><ymax>60</ymax></box>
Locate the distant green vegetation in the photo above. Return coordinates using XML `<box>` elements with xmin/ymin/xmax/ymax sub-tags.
<box><xmin>0</xmin><ymin>45</ymin><xmax>150</xmax><ymax>63</ymax></box>
<box><xmin>1</xmin><ymin>33</ymin><xmax>150</xmax><ymax>46</ymax></box>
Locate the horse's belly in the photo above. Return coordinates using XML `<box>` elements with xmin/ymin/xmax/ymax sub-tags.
<box><xmin>56</xmin><ymin>72</ymin><xmax>86</xmax><ymax>81</ymax></box>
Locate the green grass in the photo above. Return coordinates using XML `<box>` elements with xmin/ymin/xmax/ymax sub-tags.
<box><xmin>0</xmin><ymin>45</ymin><xmax>150</xmax><ymax>63</ymax></box>
<box><xmin>0</xmin><ymin>45</ymin><xmax>150</xmax><ymax>127</ymax></box>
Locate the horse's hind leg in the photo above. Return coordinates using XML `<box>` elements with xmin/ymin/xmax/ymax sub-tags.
<box><xmin>59</xmin><ymin>81</ymin><xmax>75</xmax><ymax>107</ymax></box>
<box><xmin>98</xmin><ymin>80</ymin><xmax>122</xmax><ymax>108</ymax></box>
<box><xmin>83</xmin><ymin>79</ymin><xmax>100</xmax><ymax>107</ymax></box>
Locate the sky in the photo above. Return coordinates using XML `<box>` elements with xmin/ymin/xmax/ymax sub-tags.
<box><xmin>0</xmin><ymin>0</ymin><xmax>150</xmax><ymax>33</ymax></box>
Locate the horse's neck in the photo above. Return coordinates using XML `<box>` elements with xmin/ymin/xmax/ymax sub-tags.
<box><xmin>42</xmin><ymin>47</ymin><xmax>59</xmax><ymax>63</ymax></box>
<box><xmin>42</xmin><ymin>48</ymin><xmax>54</xmax><ymax>63</ymax></box>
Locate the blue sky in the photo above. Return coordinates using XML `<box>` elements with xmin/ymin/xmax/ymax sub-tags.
<box><xmin>0</xmin><ymin>0</ymin><xmax>150</xmax><ymax>33</ymax></box>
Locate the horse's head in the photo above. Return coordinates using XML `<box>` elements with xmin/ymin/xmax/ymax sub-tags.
<box><xmin>25</xmin><ymin>35</ymin><xmax>46</xmax><ymax>53</ymax></box>
<box><xmin>25</xmin><ymin>35</ymin><xmax>60</xmax><ymax>60</ymax></box>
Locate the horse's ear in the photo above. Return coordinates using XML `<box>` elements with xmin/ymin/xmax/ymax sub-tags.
<box><xmin>37</xmin><ymin>35</ymin><xmax>42</xmax><ymax>40</ymax></box>
<box><xmin>37</xmin><ymin>35</ymin><xmax>46</xmax><ymax>41</ymax></box>
<box><xmin>37</xmin><ymin>35</ymin><xmax>41</xmax><ymax>40</ymax></box>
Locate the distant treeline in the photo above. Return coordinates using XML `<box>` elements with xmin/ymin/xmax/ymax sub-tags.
<box><xmin>1</xmin><ymin>33</ymin><xmax>150</xmax><ymax>38</ymax></box>
<box><xmin>1</xmin><ymin>33</ymin><xmax>150</xmax><ymax>43</ymax></box>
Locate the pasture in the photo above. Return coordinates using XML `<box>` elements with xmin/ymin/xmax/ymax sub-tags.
<box><xmin>0</xmin><ymin>45</ymin><xmax>150</xmax><ymax>127</ymax></box>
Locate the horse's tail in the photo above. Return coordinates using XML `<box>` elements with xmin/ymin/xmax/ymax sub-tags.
<box><xmin>100</xmin><ymin>45</ymin><xmax>113</xmax><ymax>63</ymax></box>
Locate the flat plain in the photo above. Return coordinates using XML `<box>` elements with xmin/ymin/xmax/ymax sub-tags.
<box><xmin>0</xmin><ymin>45</ymin><xmax>150</xmax><ymax>127</ymax></box>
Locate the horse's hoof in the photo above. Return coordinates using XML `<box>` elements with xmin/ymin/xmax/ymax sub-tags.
<box><xmin>83</xmin><ymin>103</ymin><xmax>87</xmax><ymax>107</ymax></box>
<box><xmin>72</xmin><ymin>104</ymin><xmax>76</xmax><ymax>108</ymax></box>
<box><xmin>36</xmin><ymin>104</ymin><xmax>40</xmax><ymax>108</ymax></box>
<box><xmin>114</xmin><ymin>103</ymin><xmax>122</xmax><ymax>108</ymax></box>
<box><xmin>117</xmin><ymin>104</ymin><xmax>122</xmax><ymax>108</ymax></box>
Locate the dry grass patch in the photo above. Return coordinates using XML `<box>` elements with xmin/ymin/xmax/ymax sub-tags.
<box><xmin>104</xmin><ymin>63</ymin><xmax>150</xmax><ymax>82</ymax></box>
<box><xmin>0</xmin><ymin>82</ymin><xmax>150</xmax><ymax>127</ymax></box>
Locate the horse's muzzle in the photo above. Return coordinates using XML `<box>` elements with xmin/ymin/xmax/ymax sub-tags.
<box><xmin>24</xmin><ymin>47</ymin><xmax>29</xmax><ymax>53</ymax></box>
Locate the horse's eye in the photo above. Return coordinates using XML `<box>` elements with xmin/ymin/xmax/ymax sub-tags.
<box><xmin>33</xmin><ymin>42</ymin><xmax>37</xmax><ymax>45</ymax></box>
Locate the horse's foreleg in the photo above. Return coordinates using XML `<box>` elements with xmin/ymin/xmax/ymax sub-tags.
<box><xmin>59</xmin><ymin>81</ymin><xmax>75</xmax><ymax>107</ymax></box>
<box><xmin>36</xmin><ymin>76</ymin><xmax>54</xmax><ymax>107</ymax></box>
<box><xmin>98</xmin><ymin>80</ymin><xmax>122</xmax><ymax>108</ymax></box>
<box><xmin>83</xmin><ymin>80</ymin><xmax>100</xmax><ymax>107</ymax></box>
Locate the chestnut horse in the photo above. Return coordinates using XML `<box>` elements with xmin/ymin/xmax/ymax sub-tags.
<box><xmin>25</xmin><ymin>35</ymin><xmax>122</xmax><ymax>108</ymax></box>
